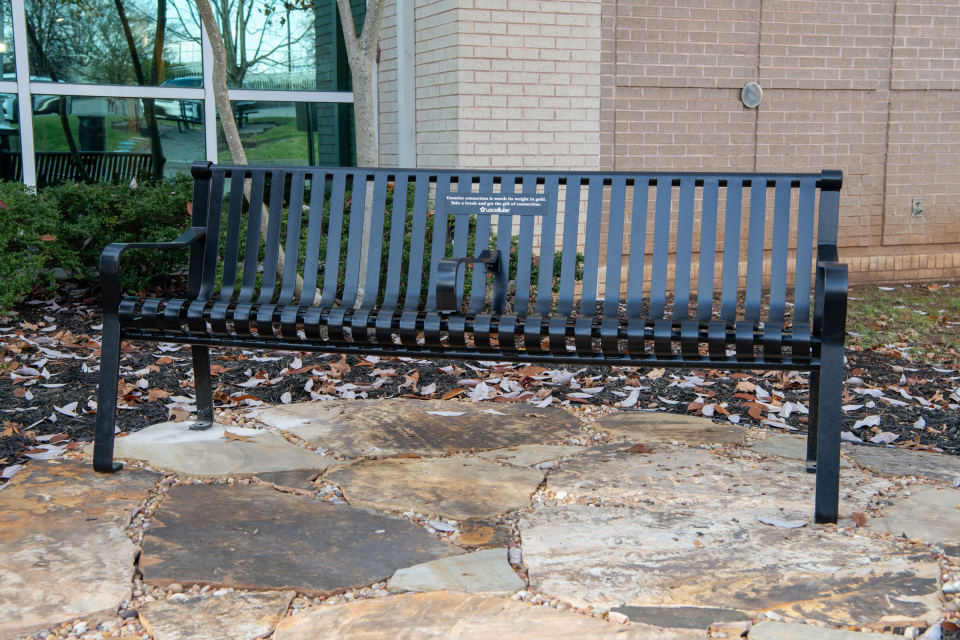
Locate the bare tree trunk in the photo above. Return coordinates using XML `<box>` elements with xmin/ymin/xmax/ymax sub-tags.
<box><xmin>335</xmin><ymin>0</ymin><xmax>384</xmax><ymax>169</ymax></box>
<box><xmin>195</xmin><ymin>0</ymin><xmax>311</xmax><ymax>301</ymax></box>
<box><xmin>114</xmin><ymin>0</ymin><xmax>166</xmax><ymax>181</ymax></box>
<box><xmin>335</xmin><ymin>0</ymin><xmax>385</xmax><ymax>304</ymax></box>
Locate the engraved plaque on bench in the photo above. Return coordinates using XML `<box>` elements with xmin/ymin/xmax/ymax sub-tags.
<box><xmin>441</xmin><ymin>193</ymin><xmax>549</xmax><ymax>216</ymax></box>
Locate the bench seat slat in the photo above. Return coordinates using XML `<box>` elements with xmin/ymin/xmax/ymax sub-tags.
<box><xmin>719</xmin><ymin>178</ymin><xmax>744</xmax><ymax>324</ymax></box>
<box><xmin>278</xmin><ymin>171</ymin><xmax>307</xmax><ymax>306</ymax></box>
<box><xmin>768</xmin><ymin>178</ymin><xmax>793</xmax><ymax>325</ymax></box>
<box><xmin>603</xmin><ymin>176</ymin><xmax>628</xmax><ymax>319</ymax></box>
<box><xmin>403</xmin><ymin>173</ymin><xmax>431</xmax><ymax>312</ymax></box>
<box><xmin>300</xmin><ymin>172</ymin><xmax>328</xmax><ymax>305</ymax></box>
<box><xmin>237</xmin><ymin>170</ymin><xmax>267</xmax><ymax>304</ymax></box>
<box><xmin>625</xmin><ymin>178</ymin><xmax>650</xmax><ymax>318</ymax></box>
<box><xmin>534</xmin><ymin>175</ymin><xmax>562</xmax><ymax>316</ymax></box>
<box><xmin>794</xmin><ymin>177</ymin><xmax>817</xmax><ymax>324</ymax></box>
<box><xmin>319</xmin><ymin>172</ymin><xmax>348</xmax><ymax>308</ymax></box>
<box><xmin>218</xmin><ymin>169</ymin><xmax>248</xmax><ymax>302</ymax></box>
<box><xmin>513</xmin><ymin>175</ymin><xmax>539</xmax><ymax>315</ymax></box>
<box><xmin>557</xmin><ymin>176</ymin><xmax>583</xmax><ymax>316</ymax></box>
<box><xmin>578</xmin><ymin>176</ymin><xmax>605</xmax><ymax>318</ymax></box>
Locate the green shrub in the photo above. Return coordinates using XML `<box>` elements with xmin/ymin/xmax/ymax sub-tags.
<box><xmin>0</xmin><ymin>182</ymin><xmax>65</xmax><ymax>311</ymax></box>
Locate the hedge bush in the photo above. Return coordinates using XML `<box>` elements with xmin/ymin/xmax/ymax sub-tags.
<box><xmin>0</xmin><ymin>177</ymin><xmax>583</xmax><ymax>314</ymax></box>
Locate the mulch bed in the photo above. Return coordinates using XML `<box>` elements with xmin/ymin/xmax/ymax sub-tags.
<box><xmin>2</xmin><ymin>289</ymin><xmax>959</xmax><ymax>474</ymax></box>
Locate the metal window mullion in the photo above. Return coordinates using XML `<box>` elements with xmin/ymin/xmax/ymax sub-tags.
<box><xmin>225</xmin><ymin>89</ymin><xmax>353</xmax><ymax>103</ymax></box>
<box><xmin>26</xmin><ymin>83</ymin><xmax>204</xmax><ymax>100</ymax></box>
<box><xmin>10</xmin><ymin>0</ymin><xmax>35</xmax><ymax>185</ymax></box>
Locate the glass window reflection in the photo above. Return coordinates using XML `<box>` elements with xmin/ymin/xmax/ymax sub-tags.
<box><xmin>24</xmin><ymin>0</ymin><xmax>202</xmax><ymax>87</ymax></box>
<box><xmin>0</xmin><ymin>0</ymin><xmax>14</xmax><ymax>80</ymax></box>
<box><xmin>32</xmin><ymin>95</ymin><xmax>205</xmax><ymax>183</ymax></box>
<box><xmin>0</xmin><ymin>92</ymin><xmax>21</xmax><ymax>181</ymax></box>
<box><xmin>217</xmin><ymin>101</ymin><xmax>355</xmax><ymax>167</ymax></box>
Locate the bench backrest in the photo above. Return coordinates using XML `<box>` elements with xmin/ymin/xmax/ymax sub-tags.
<box><xmin>0</xmin><ymin>151</ymin><xmax>155</xmax><ymax>184</ymax></box>
<box><xmin>188</xmin><ymin>162</ymin><xmax>841</xmax><ymax>327</ymax></box>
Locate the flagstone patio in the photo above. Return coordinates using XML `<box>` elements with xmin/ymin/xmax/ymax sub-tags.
<box><xmin>2</xmin><ymin>400</ymin><xmax>959</xmax><ymax>640</ymax></box>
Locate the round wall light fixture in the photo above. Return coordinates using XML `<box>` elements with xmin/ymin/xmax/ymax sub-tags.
<box><xmin>741</xmin><ymin>82</ymin><xmax>762</xmax><ymax>108</ymax></box>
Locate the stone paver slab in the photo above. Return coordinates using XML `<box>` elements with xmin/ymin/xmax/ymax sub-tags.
<box><xmin>272</xmin><ymin>591</ymin><xmax>703</xmax><ymax>639</ymax></box>
<box><xmin>479</xmin><ymin>444</ymin><xmax>586</xmax><ymax>467</ymax></box>
<box><xmin>140</xmin><ymin>590</ymin><xmax>294</xmax><ymax>640</ymax></box>
<box><xmin>749</xmin><ymin>435</ymin><xmax>851</xmax><ymax>468</ymax></box>
<box><xmin>387</xmin><ymin>548</ymin><xmax>525</xmax><ymax>596</ymax></box>
<box><xmin>595</xmin><ymin>412</ymin><xmax>746</xmax><ymax>445</ymax></box>
<box><xmin>520</xmin><ymin>505</ymin><xmax>941</xmax><ymax>625</ymax></box>
<box><xmin>85</xmin><ymin>421</ymin><xmax>333</xmax><ymax>478</ymax></box>
<box><xmin>324</xmin><ymin>457</ymin><xmax>544</xmax><ymax>520</ymax></box>
<box><xmin>0</xmin><ymin>461</ymin><xmax>158</xmax><ymax>638</ymax></box>
<box><xmin>843</xmin><ymin>444</ymin><xmax>960</xmax><ymax>485</ymax></box>
<box><xmin>141</xmin><ymin>484</ymin><xmax>460</xmax><ymax>596</ymax></box>
<box><xmin>869</xmin><ymin>483</ymin><xmax>960</xmax><ymax>545</ymax></box>
<box><xmin>609</xmin><ymin>606</ymin><xmax>751</xmax><ymax>631</ymax></box>
<box><xmin>749</xmin><ymin>621</ymin><xmax>897</xmax><ymax>640</ymax></box>
<box><xmin>258</xmin><ymin>399</ymin><xmax>575</xmax><ymax>457</ymax></box>
<box><xmin>549</xmin><ymin>444</ymin><xmax>888</xmax><ymax>523</ymax></box>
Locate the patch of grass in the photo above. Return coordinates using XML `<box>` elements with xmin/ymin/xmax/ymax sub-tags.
<box><xmin>846</xmin><ymin>283</ymin><xmax>960</xmax><ymax>359</ymax></box>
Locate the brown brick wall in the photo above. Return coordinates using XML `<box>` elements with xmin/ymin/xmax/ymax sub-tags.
<box><xmin>601</xmin><ymin>0</ymin><xmax>960</xmax><ymax>285</ymax></box>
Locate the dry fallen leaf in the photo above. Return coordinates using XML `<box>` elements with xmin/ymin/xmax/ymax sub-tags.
<box><xmin>441</xmin><ymin>389</ymin><xmax>464</xmax><ymax>400</ymax></box>
<box><xmin>628</xmin><ymin>443</ymin><xmax>652</xmax><ymax>454</ymax></box>
<box><xmin>147</xmin><ymin>388</ymin><xmax>170</xmax><ymax>403</ymax></box>
<box><xmin>851</xmin><ymin>512</ymin><xmax>868</xmax><ymax>527</ymax></box>
<box><xmin>221</xmin><ymin>428</ymin><xmax>254</xmax><ymax>443</ymax></box>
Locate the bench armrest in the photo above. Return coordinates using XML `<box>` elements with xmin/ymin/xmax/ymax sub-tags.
<box><xmin>99</xmin><ymin>227</ymin><xmax>207</xmax><ymax>311</ymax></box>
<box><xmin>436</xmin><ymin>249</ymin><xmax>507</xmax><ymax>313</ymax></box>
<box><xmin>814</xmin><ymin>260</ymin><xmax>848</xmax><ymax>343</ymax></box>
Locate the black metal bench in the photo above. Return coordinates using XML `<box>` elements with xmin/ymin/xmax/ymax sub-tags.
<box><xmin>94</xmin><ymin>162</ymin><xmax>848</xmax><ymax>523</ymax></box>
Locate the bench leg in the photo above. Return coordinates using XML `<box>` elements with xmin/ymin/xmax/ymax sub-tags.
<box><xmin>190</xmin><ymin>345</ymin><xmax>214</xmax><ymax>431</ymax></box>
<box><xmin>805</xmin><ymin>371</ymin><xmax>820</xmax><ymax>474</ymax></box>
<box><xmin>813</xmin><ymin>345</ymin><xmax>843</xmax><ymax>524</ymax></box>
<box><xmin>92</xmin><ymin>313</ymin><xmax>123</xmax><ymax>473</ymax></box>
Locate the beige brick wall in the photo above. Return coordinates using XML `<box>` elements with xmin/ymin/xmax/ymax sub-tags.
<box><xmin>378</xmin><ymin>0</ymin><xmax>400</xmax><ymax>167</ymax></box>
<box><xmin>416</xmin><ymin>0</ymin><xmax>462</xmax><ymax>168</ymax></box>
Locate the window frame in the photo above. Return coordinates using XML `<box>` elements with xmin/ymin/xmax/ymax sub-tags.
<box><xmin>4</xmin><ymin>0</ymin><xmax>355</xmax><ymax>185</ymax></box>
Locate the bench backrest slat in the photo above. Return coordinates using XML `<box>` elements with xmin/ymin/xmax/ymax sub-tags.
<box><xmin>424</xmin><ymin>174</ymin><xmax>454</xmax><ymax>311</ymax></box>
<box><xmin>744</xmin><ymin>180</ymin><xmax>768</xmax><ymax>325</ymax></box>
<box><xmin>236</xmin><ymin>170</ymin><xmax>267</xmax><ymax>304</ymax></box>
<box><xmin>360</xmin><ymin>172</ymin><xmax>391</xmax><ymax>309</ymax></box>
<box><xmin>217</xmin><ymin>169</ymin><xmax>247</xmax><ymax>301</ymax></box>
<box><xmin>339</xmin><ymin>173</ymin><xmax>367</xmax><ymax>309</ymax></box>
<box><xmin>193</xmin><ymin>164</ymin><xmax>837</xmax><ymax>332</ymax></box>
<box><xmin>534</xmin><ymin>175</ymin><xmax>562</xmax><ymax>315</ymax></box>
<box><xmin>719</xmin><ymin>178</ymin><xmax>744</xmax><ymax>323</ymax></box>
<box><xmin>649</xmin><ymin>178</ymin><xmax>673</xmax><ymax>319</ymax></box>
<box><xmin>402</xmin><ymin>173</ymin><xmax>431</xmax><ymax>311</ymax></box>
<box><xmin>696</xmin><ymin>178</ymin><xmax>720</xmax><ymax>322</ymax></box>
<box><xmin>469</xmin><ymin>174</ymin><xmax>496</xmax><ymax>313</ymax></box>
<box><xmin>793</xmin><ymin>177</ymin><xmax>818</xmax><ymax>324</ymax></box>
<box><xmin>300</xmin><ymin>172</ymin><xmax>327</xmax><ymax>305</ymax></box>
<box><xmin>603</xmin><ymin>176</ymin><xmax>628</xmax><ymax>319</ymax></box>
<box><xmin>382</xmin><ymin>174</ymin><xmax>412</xmax><ymax>310</ymax></box>
<box><xmin>673</xmin><ymin>176</ymin><xmax>697</xmax><ymax>319</ymax></box>
<box><xmin>198</xmin><ymin>169</ymin><xmax>226</xmax><ymax>300</ymax></box>
<box><xmin>278</xmin><ymin>171</ymin><xmax>307</xmax><ymax>306</ymax></box>
<box><xmin>513</xmin><ymin>175</ymin><xmax>539</xmax><ymax>314</ymax></box>
<box><xmin>450</xmin><ymin>174</ymin><xmax>473</xmax><ymax>306</ymax></box>
<box><xmin>256</xmin><ymin>170</ymin><xmax>287</xmax><ymax>305</ymax></box>
<box><xmin>768</xmin><ymin>179</ymin><xmax>793</xmax><ymax>324</ymax></box>
<box><xmin>319</xmin><ymin>172</ymin><xmax>348</xmax><ymax>308</ymax></box>
<box><xmin>625</xmin><ymin>178</ymin><xmax>649</xmax><ymax>318</ymax></box>
<box><xmin>579</xmin><ymin>176</ymin><xmax>605</xmax><ymax>317</ymax></box>
<box><xmin>557</xmin><ymin>176</ymin><xmax>583</xmax><ymax>316</ymax></box>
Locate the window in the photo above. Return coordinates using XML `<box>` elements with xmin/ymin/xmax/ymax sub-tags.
<box><xmin>31</xmin><ymin>95</ymin><xmax>205</xmax><ymax>183</ymax></box>
<box><xmin>218</xmin><ymin>100</ymin><xmax>355</xmax><ymax>167</ymax></box>
<box><xmin>2</xmin><ymin>0</ymin><xmax>359</xmax><ymax>185</ymax></box>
